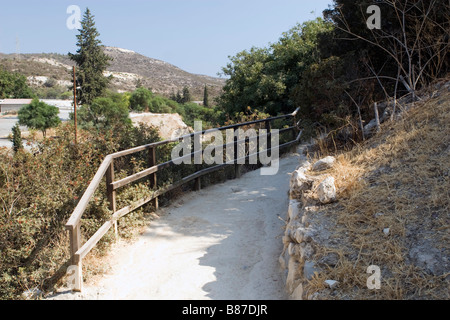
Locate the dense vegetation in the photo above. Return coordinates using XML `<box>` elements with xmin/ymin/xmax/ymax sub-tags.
<box><xmin>0</xmin><ymin>122</ymin><xmax>162</xmax><ymax>299</ymax></box>
<box><xmin>0</xmin><ymin>67</ymin><xmax>34</xmax><ymax>99</ymax></box>
<box><xmin>219</xmin><ymin>0</ymin><xmax>449</xmax><ymax>139</ymax></box>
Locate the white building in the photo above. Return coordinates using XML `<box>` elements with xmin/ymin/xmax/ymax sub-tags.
<box><xmin>40</xmin><ymin>99</ymin><xmax>74</xmax><ymax>109</ymax></box>
<box><xmin>0</xmin><ymin>99</ymin><xmax>33</xmax><ymax>114</ymax></box>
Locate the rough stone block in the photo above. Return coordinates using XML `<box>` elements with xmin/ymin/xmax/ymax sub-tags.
<box><xmin>312</xmin><ymin>156</ymin><xmax>336</xmax><ymax>172</ymax></box>
<box><xmin>317</xmin><ymin>176</ymin><xmax>336</xmax><ymax>204</ymax></box>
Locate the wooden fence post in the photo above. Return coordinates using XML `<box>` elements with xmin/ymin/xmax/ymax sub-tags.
<box><xmin>106</xmin><ymin>160</ymin><xmax>117</xmax><ymax>240</ymax></box>
<box><xmin>69</xmin><ymin>223</ymin><xmax>83</xmax><ymax>292</ymax></box>
<box><xmin>193</xmin><ymin>131</ymin><xmax>202</xmax><ymax>191</ymax></box>
<box><xmin>234</xmin><ymin>127</ymin><xmax>241</xmax><ymax>179</ymax></box>
<box><xmin>265</xmin><ymin>120</ymin><xmax>272</xmax><ymax>155</ymax></box>
<box><xmin>149</xmin><ymin>147</ymin><xmax>159</xmax><ymax>210</ymax></box>
<box><xmin>293</xmin><ymin>112</ymin><xmax>299</xmax><ymax>139</ymax></box>
<box><xmin>256</xmin><ymin>124</ymin><xmax>260</xmax><ymax>166</ymax></box>
<box><xmin>292</xmin><ymin>112</ymin><xmax>300</xmax><ymax>152</ymax></box>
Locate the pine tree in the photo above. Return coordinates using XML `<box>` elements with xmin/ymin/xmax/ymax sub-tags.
<box><xmin>182</xmin><ymin>87</ymin><xmax>191</xmax><ymax>104</ymax></box>
<box><xmin>68</xmin><ymin>8</ymin><xmax>112</xmax><ymax>106</ymax></box>
<box><xmin>169</xmin><ymin>90</ymin><xmax>177</xmax><ymax>102</ymax></box>
<box><xmin>11</xmin><ymin>123</ymin><xmax>23</xmax><ymax>153</ymax></box>
<box><xmin>176</xmin><ymin>90</ymin><xmax>183</xmax><ymax>104</ymax></box>
<box><xmin>203</xmin><ymin>85</ymin><xmax>209</xmax><ymax>107</ymax></box>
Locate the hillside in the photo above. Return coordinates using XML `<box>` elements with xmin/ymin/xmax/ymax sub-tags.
<box><xmin>0</xmin><ymin>47</ymin><xmax>225</xmax><ymax>100</ymax></box>
<box><xmin>287</xmin><ymin>79</ymin><xmax>449</xmax><ymax>300</ymax></box>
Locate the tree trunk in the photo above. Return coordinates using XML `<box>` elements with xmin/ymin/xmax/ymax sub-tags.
<box><xmin>374</xmin><ymin>102</ymin><xmax>381</xmax><ymax>133</ymax></box>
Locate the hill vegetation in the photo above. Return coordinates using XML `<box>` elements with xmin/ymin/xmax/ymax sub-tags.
<box><xmin>0</xmin><ymin>48</ymin><xmax>225</xmax><ymax>102</ymax></box>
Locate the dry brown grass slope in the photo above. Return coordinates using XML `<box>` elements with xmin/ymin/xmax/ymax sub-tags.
<box><xmin>303</xmin><ymin>80</ymin><xmax>449</xmax><ymax>300</ymax></box>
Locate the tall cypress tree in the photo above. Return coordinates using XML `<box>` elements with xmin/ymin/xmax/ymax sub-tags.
<box><xmin>203</xmin><ymin>85</ymin><xmax>209</xmax><ymax>107</ymax></box>
<box><xmin>182</xmin><ymin>87</ymin><xmax>191</xmax><ymax>104</ymax></box>
<box><xmin>11</xmin><ymin>123</ymin><xmax>23</xmax><ymax>153</ymax></box>
<box><xmin>68</xmin><ymin>8</ymin><xmax>112</xmax><ymax>106</ymax></box>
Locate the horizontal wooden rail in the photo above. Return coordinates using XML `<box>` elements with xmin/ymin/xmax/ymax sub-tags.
<box><xmin>110</xmin><ymin>127</ymin><xmax>296</xmax><ymax>191</ymax></box>
<box><xmin>66</xmin><ymin>155</ymin><xmax>113</xmax><ymax>230</ymax></box>
<box><xmin>95</xmin><ymin>130</ymin><xmax>304</xmax><ymax>229</ymax></box>
<box><xmin>104</xmin><ymin>108</ymin><xmax>300</xmax><ymax>160</ymax></box>
<box><xmin>65</xmin><ymin>107</ymin><xmax>301</xmax><ymax>292</ymax></box>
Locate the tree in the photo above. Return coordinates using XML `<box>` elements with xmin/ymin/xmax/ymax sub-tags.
<box><xmin>75</xmin><ymin>96</ymin><xmax>131</xmax><ymax>131</ymax></box>
<box><xmin>176</xmin><ymin>90</ymin><xmax>183</xmax><ymax>104</ymax></box>
<box><xmin>134</xmin><ymin>78</ymin><xmax>143</xmax><ymax>89</ymax></box>
<box><xmin>324</xmin><ymin>0</ymin><xmax>450</xmax><ymax>98</ymax></box>
<box><xmin>169</xmin><ymin>90</ymin><xmax>177</xmax><ymax>102</ymax></box>
<box><xmin>218</xmin><ymin>18</ymin><xmax>333</xmax><ymax>117</ymax></box>
<box><xmin>129</xmin><ymin>87</ymin><xmax>153</xmax><ymax>112</ymax></box>
<box><xmin>11</xmin><ymin>123</ymin><xmax>23</xmax><ymax>153</ymax></box>
<box><xmin>182</xmin><ymin>87</ymin><xmax>192</xmax><ymax>104</ymax></box>
<box><xmin>0</xmin><ymin>67</ymin><xmax>34</xmax><ymax>99</ymax></box>
<box><xmin>68</xmin><ymin>8</ymin><xmax>112</xmax><ymax>106</ymax></box>
<box><xmin>203</xmin><ymin>85</ymin><xmax>209</xmax><ymax>107</ymax></box>
<box><xmin>18</xmin><ymin>99</ymin><xmax>61</xmax><ymax>138</ymax></box>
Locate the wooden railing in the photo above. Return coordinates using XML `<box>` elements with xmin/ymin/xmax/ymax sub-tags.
<box><xmin>65</xmin><ymin>108</ymin><xmax>302</xmax><ymax>291</ymax></box>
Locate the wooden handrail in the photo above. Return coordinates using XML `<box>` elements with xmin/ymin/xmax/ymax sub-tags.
<box><xmin>65</xmin><ymin>109</ymin><xmax>301</xmax><ymax>292</ymax></box>
<box><xmin>102</xmin><ymin>109</ymin><xmax>300</xmax><ymax>160</ymax></box>
<box><xmin>109</xmin><ymin>127</ymin><xmax>295</xmax><ymax>191</ymax></box>
<box><xmin>66</xmin><ymin>155</ymin><xmax>113</xmax><ymax>230</ymax></box>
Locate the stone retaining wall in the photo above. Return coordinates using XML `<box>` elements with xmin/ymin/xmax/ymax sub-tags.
<box><xmin>279</xmin><ymin>148</ymin><xmax>338</xmax><ymax>300</ymax></box>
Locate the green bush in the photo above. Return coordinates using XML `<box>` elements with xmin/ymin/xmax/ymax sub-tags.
<box><xmin>18</xmin><ymin>98</ymin><xmax>61</xmax><ymax>138</ymax></box>
<box><xmin>0</xmin><ymin>67</ymin><xmax>35</xmax><ymax>99</ymax></box>
<box><xmin>0</xmin><ymin>120</ymin><xmax>161</xmax><ymax>299</ymax></box>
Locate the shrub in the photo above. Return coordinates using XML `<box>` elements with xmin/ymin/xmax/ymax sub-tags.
<box><xmin>18</xmin><ymin>99</ymin><xmax>61</xmax><ymax>138</ymax></box>
<box><xmin>0</xmin><ymin>120</ymin><xmax>161</xmax><ymax>299</ymax></box>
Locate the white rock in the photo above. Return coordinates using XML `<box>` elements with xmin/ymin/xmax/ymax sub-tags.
<box><xmin>288</xmin><ymin>200</ymin><xmax>301</xmax><ymax>221</ymax></box>
<box><xmin>317</xmin><ymin>176</ymin><xmax>337</xmax><ymax>204</ymax></box>
<box><xmin>383</xmin><ymin>228</ymin><xmax>390</xmax><ymax>235</ymax></box>
<box><xmin>297</xmin><ymin>161</ymin><xmax>311</xmax><ymax>174</ymax></box>
<box><xmin>324</xmin><ymin>280</ymin><xmax>339</xmax><ymax>289</ymax></box>
<box><xmin>22</xmin><ymin>287</ymin><xmax>43</xmax><ymax>300</ymax></box>
<box><xmin>290</xmin><ymin>169</ymin><xmax>313</xmax><ymax>192</ymax></box>
<box><xmin>286</xmin><ymin>258</ymin><xmax>301</xmax><ymax>293</ymax></box>
<box><xmin>300</xmin><ymin>243</ymin><xmax>314</xmax><ymax>260</ymax></box>
<box><xmin>293</xmin><ymin>227</ymin><xmax>305</xmax><ymax>243</ymax></box>
<box><xmin>288</xmin><ymin>242</ymin><xmax>295</xmax><ymax>256</ymax></box>
<box><xmin>291</xmin><ymin>283</ymin><xmax>304</xmax><ymax>300</ymax></box>
<box><xmin>312</xmin><ymin>156</ymin><xmax>336</xmax><ymax>172</ymax></box>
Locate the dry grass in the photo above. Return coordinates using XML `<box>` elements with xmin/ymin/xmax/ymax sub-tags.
<box><xmin>302</xmin><ymin>87</ymin><xmax>450</xmax><ymax>300</ymax></box>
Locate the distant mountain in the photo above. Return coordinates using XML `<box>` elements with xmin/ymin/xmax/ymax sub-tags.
<box><xmin>0</xmin><ymin>46</ymin><xmax>225</xmax><ymax>100</ymax></box>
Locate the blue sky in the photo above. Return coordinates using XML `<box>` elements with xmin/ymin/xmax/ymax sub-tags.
<box><xmin>0</xmin><ymin>0</ymin><xmax>333</xmax><ymax>77</ymax></box>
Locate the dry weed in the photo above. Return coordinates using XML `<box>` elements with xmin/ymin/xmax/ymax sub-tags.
<box><xmin>303</xmin><ymin>89</ymin><xmax>450</xmax><ymax>300</ymax></box>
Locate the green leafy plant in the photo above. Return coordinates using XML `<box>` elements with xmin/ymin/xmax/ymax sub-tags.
<box><xmin>18</xmin><ymin>99</ymin><xmax>61</xmax><ymax>138</ymax></box>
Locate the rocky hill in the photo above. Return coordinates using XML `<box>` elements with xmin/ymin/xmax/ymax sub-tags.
<box><xmin>0</xmin><ymin>47</ymin><xmax>225</xmax><ymax>100</ymax></box>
